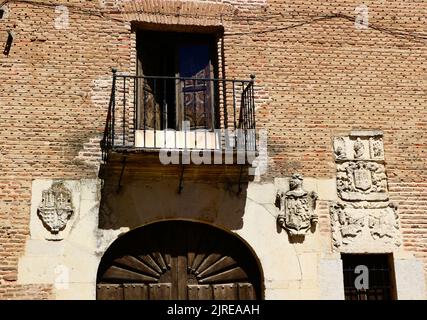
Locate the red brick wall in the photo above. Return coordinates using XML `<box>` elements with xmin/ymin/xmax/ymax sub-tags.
<box><xmin>0</xmin><ymin>0</ymin><xmax>426</xmax><ymax>298</ymax></box>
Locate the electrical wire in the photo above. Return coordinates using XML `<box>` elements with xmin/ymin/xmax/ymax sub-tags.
<box><xmin>225</xmin><ymin>13</ymin><xmax>427</xmax><ymax>43</ymax></box>
<box><xmin>1</xmin><ymin>0</ymin><xmax>426</xmax><ymax>42</ymax></box>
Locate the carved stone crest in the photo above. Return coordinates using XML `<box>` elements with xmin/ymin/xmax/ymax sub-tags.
<box><xmin>354</xmin><ymin>168</ymin><xmax>371</xmax><ymax>190</ymax></box>
<box><xmin>330</xmin><ymin>201</ymin><xmax>401</xmax><ymax>250</ymax></box>
<box><xmin>333</xmin><ymin>137</ymin><xmax>347</xmax><ymax>160</ymax></box>
<box><xmin>331</xmin><ymin>131</ymin><xmax>400</xmax><ymax>252</ymax></box>
<box><xmin>276</xmin><ymin>173</ymin><xmax>318</xmax><ymax>237</ymax></box>
<box><xmin>336</xmin><ymin>161</ymin><xmax>388</xmax><ymax>201</ymax></box>
<box><xmin>370</xmin><ymin>137</ymin><xmax>384</xmax><ymax>159</ymax></box>
<box><xmin>333</xmin><ymin>132</ymin><xmax>384</xmax><ymax>161</ymax></box>
<box><xmin>37</xmin><ymin>182</ymin><xmax>74</xmax><ymax>234</ymax></box>
<box><xmin>330</xmin><ymin>202</ymin><xmax>364</xmax><ymax>246</ymax></box>
<box><xmin>353</xmin><ymin>137</ymin><xmax>365</xmax><ymax>159</ymax></box>
<box><xmin>369</xmin><ymin>202</ymin><xmax>400</xmax><ymax>242</ymax></box>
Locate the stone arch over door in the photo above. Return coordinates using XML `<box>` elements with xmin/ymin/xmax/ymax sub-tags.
<box><xmin>96</xmin><ymin>220</ymin><xmax>263</xmax><ymax>300</ymax></box>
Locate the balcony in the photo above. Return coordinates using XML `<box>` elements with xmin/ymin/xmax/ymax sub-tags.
<box><xmin>100</xmin><ymin>69</ymin><xmax>257</xmax><ymax>165</ymax></box>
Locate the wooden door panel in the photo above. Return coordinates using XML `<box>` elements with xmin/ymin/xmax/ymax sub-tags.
<box><xmin>151</xmin><ymin>252</ymin><xmax>168</xmax><ymax>271</ymax></box>
<box><xmin>178</xmin><ymin>44</ymin><xmax>213</xmax><ymax>130</ymax></box>
<box><xmin>191</xmin><ymin>253</ymin><xmax>208</xmax><ymax>273</ymax></box>
<box><xmin>138</xmin><ymin>254</ymin><xmax>163</xmax><ymax>274</ymax></box>
<box><xmin>149</xmin><ymin>283</ymin><xmax>172</xmax><ymax>300</ymax></box>
<box><xmin>195</xmin><ymin>253</ymin><xmax>223</xmax><ymax>276</ymax></box>
<box><xmin>188</xmin><ymin>284</ymin><xmax>213</xmax><ymax>300</ymax></box>
<box><xmin>199</xmin><ymin>267</ymin><xmax>248</xmax><ymax>284</ymax></box>
<box><xmin>238</xmin><ymin>283</ymin><xmax>256</xmax><ymax>300</ymax></box>
<box><xmin>97</xmin><ymin>284</ymin><xmax>123</xmax><ymax>300</ymax></box>
<box><xmin>213</xmin><ymin>284</ymin><xmax>238</xmax><ymax>300</ymax></box>
<box><xmin>123</xmin><ymin>284</ymin><xmax>148</xmax><ymax>300</ymax></box>
<box><xmin>187</xmin><ymin>225</ymin><xmax>203</xmax><ymax>272</ymax></box>
<box><xmin>177</xmin><ymin>255</ymin><xmax>188</xmax><ymax>300</ymax></box>
<box><xmin>103</xmin><ymin>265</ymin><xmax>158</xmax><ymax>282</ymax></box>
<box><xmin>197</xmin><ymin>256</ymin><xmax>237</xmax><ymax>278</ymax></box>
<box><xmin>97</xmin><ymin>221</ymin><xmax>261</xmax><ymax>300</ymax></box>
<box><xmin>115</xmin><ymin>255</ymin><xmax>161</xmax><ymax>278</ymax></box>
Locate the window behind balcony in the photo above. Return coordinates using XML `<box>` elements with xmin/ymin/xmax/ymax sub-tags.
<box><xmin>136</xmin><ymin>31</ymin><xmax>218</xmax><ymax>131</ymax></box>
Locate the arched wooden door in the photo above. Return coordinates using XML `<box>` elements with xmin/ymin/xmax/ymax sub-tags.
<box><xmin>96</xmin><ymin>221</ymin><xmax>262</xmax><ymax>300</ymax></box>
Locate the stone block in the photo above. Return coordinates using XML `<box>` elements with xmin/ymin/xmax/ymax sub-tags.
<box><xmin>394</xmin><ymin>258</ymin><xmax>426</xmax><ymax>300</ymax></box>
<box><xmin>247</xmin><ymin>182</ymin><xmax>276</xmax><ymax>204</ymax></box>
<box><xmin>319</xmin><ymin>258</ymin><xmax>345</xmax><ymax>300</ymax></box>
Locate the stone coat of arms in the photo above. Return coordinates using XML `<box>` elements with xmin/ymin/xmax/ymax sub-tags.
<box><xmin>276</xmin><ymin>173</ymin><xmax>318</xmax><ymax>237</ymax></box>
<box><xmin>37</xmin><ymin>182</ymin><xmax>74</xmax><ymax>234</ymax></box>
<box><xmin>330</xmin><ymin>131</ymin><xmax>401</xmax><ymax>251</ymax></box>
<box><xmin>336</xmin><ymin>161</ymin><xmax>388</xmax><ymax>201</ymax></box>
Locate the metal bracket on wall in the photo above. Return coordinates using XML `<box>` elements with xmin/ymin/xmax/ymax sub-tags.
<box><xmin>3</xmin><ymin>30</ymin><xmax>14</xmax><ymax>56</ymax></box>
<box><xmin>178</xmin><ymin>165</ymin><xmax>185</xmax><ymax>194</ymax></box>
<box><xmin>117</xmin><ymin>156</ymin><xmax>127</xmax><ymax>193</ymax></box>
<box><xmin>237</xmin><ymin>165</ymin><xmax>243</xmax><ymax>195</ymax></box>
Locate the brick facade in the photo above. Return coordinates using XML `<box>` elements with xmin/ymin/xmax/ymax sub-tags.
<box><xmin>0</xmin><ymin>0</ymin><xmax>426</xmax><ymax>299</ymax></box>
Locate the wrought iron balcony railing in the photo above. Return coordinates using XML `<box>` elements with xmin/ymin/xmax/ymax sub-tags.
<box><xmin>101</xmin><ymin>69</ymin><xmax>256</xmax><ymax>161</ymax></box>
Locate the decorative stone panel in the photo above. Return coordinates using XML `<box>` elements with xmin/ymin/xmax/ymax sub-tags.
<box><xmin>330</xmin><ymin>201</ymin><xmax>401</xmax><ymax>251</ymax></box>
<box><xmin>333</xmin><ymin>130</ymin><xmax>384</xmax><ymax>162</ymax></box>
<box><xmin>37</xmin><ymin>182</ymin><xmax>74</xmax><ymax>235</ymax></box>
<box><xmin>336</xmin><ymin>161</ymin><xmax>388</xmax><ymax>201</ymax></box>
<box><xmin>330</xmin><ymin>131</ymin><xmax>401</xmax><ymax>252</ymax></box>
<box><xmin>30</xmin><ymin>180</ymin><xmax>83</xmax><ymax>241</ymax></box>
<box><xmin>276</xmin><ymin>173</ymin><xmax>318</xmax><ymax>237</ymax></box>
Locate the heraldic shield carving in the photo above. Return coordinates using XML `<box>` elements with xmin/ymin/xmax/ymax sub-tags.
<box><xmin>336</xmin><ymin>161</ymin><xmax>388</xmax><ymax>201</ymax></box>
<box><xmin>37</xmin><ymin>182</ymin><xmax>74</xmax><ymax>234</ymax></box>
<box><xmin>330</xmin><ymin>131</ymin><xmax>402</xmax><ymax>251</ymax></box>
<box><xmin>276</xmin><ymin>174</ymin><xmax>318</xmax><ymax>237</ymax></box>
